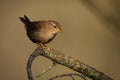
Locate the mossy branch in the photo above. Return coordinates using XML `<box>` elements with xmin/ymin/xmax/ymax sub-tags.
<box><xmin>26</xmin><ymin>47</ymin><xmax>113</xmax><ymax>80</ymax></box>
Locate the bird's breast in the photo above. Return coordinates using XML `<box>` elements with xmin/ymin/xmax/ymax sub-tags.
<box><xmin>33</xmin><ymin>31</ymin><xmax>57</xmax><ymax>44</ymax></box>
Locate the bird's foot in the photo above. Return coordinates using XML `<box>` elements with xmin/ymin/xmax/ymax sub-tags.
<box><xmin>37</xmin><ymin>43</ymin><xmax>47</xmax><ymax>52</ymax></box>
<box><xmin>37</xmin><ymin>43</ymin><xmax>55</xmax><ymax>53</ymax></box>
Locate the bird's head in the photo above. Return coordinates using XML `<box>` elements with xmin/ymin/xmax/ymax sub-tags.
<box><xmin>48</xmin><ymin>20</ymin><xmax>62</xmax><ymax>33</ymax></box>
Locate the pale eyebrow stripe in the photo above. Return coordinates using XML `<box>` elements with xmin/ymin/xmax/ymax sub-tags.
<box><xmin>51</xmin><ymin>22</ymin><xmax>56</xmax><ymax>26</ymax></box>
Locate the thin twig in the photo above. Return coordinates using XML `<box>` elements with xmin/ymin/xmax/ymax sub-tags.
<box><xmin>36</xmin><ymin>62</ymin><xmax>56</xmax><ymax>78</ymax></box>
<box><xmin>70</xmin><ymin>75</ymin><xmax>75</xmax><ymax>80</ymax></box>
<box><xmin>48</xmin><ymin>73</ymin><xmax>87</xmax><ymax>80</ymax></box>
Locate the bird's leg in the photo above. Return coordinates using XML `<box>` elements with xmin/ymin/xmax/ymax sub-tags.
<box><xmin>37</xmin><ymin>43</ymin><xmax>47</xmax><ymax>52</ymax></box>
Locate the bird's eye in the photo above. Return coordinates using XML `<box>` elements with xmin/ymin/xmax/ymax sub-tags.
<box><xmin>53</xmin><ymin>26</ymin><xmax>56</xmax><ymax>28</ymax></box>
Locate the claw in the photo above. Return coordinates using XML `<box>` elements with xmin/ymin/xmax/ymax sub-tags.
<box><xmin>37</xmin><ymin>43</ymin><xmax>47</xmax><ymax>52</ymax></box>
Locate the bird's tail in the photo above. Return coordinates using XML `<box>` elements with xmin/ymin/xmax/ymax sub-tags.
<box><xmin>19</xmin><ymin>15</ymin><xmax>31</xmax><ymax>27</ymax></box>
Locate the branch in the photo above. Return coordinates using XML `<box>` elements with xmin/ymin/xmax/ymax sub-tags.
<box><xmin>36</xmin><ymin>62</ymin><xmax>56</xmax><ymax>78</ymax></box>
<box><xmin>26</xmin><ymin>47</ymin><xmax>40</xmax><ymax>80</ymax></box>
<box><xmin>48</xmin><ymin>73</ymin><xmax>87</xmax><ymax>80</ymax></box>
<box><xmin>26</xmin><ymin>47</ymin><xmax>113</xmax><ymax>80</ymax></box>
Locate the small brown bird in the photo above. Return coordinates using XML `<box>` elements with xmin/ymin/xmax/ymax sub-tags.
<box><xmin>19</xmin><ymin>15</ymin><xmax>62</xmax><ymax>49</ymax></box>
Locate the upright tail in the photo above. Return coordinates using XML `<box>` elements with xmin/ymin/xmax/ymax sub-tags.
<box><xmin>19</xmin><ymin>15</ymin><xmax>31</xmax><ymax>27</ymax></box>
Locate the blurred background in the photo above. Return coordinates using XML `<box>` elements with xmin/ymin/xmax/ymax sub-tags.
<box><xmin>0</xmin><ymin>0</ymin><xmax>120</xmax><ymax>80</ymax></box>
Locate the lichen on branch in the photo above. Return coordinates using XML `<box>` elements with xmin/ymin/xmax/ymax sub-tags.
<box><xmin>26</xmin><ymin>47</ymin><xmax>113</xmax><ymax>80</ymax></box>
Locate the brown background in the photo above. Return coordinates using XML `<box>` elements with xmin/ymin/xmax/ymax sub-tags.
<box><xmin>0</xmin><ymin>0</ymin><xmax>120</xmax><ymax>80</ymax></box>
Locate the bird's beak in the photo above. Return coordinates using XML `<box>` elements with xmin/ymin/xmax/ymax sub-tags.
<box><xmin>58</xmin><ymin>27</ymin><xmax>63</xmax><ymax>33</ymax></box>
<box><xmin>58</xmin><ymin>28</ymin><xmax>63</xmax><ymax>33</ymax></box>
